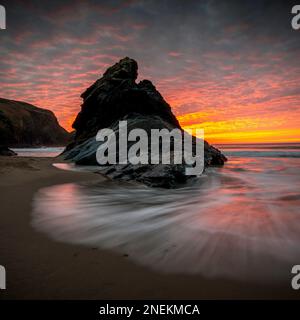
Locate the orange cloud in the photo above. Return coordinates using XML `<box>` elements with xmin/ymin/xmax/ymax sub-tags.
<box><xmin>1</xmin><ymin>1</ymin><xmax>299</xmax><ymax>143</ymax></box>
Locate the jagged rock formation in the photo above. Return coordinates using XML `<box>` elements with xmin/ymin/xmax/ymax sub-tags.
<box><xmin>0</xmin><ymin>98</ymin><xmax>71</xmax><ymax>147</ymax></box>
<box><xmin>70</xmin><ymin>58</ymin><xmax>180</xmax><ymax>146</ymax></box>
<box><xmin>64</xmin><ymin>57</ymin><xmax>227</xmax><ymax>188</ymax></box>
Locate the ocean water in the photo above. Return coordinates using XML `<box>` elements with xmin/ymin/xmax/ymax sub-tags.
<box><xmin>218</xmin><ymin>143</ymin><xmax>300</xmax><ymax>158</ymax></box>
<box><xmin>12</xmin><ymin>147</ymin><xmax>65</xmax><ymax>157</ymax></box>
<box><xmin>32</xmin><ymin>144</ymin><xmax>300</xmax><ymax>283</ymax></box>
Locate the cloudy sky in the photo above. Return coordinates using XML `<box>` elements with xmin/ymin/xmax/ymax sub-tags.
<box><xmin>0</xmin><ymin>0</ymin><xmax>299</xmax><ymax>143</ymax></box>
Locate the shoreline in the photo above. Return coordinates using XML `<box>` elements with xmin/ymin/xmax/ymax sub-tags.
<box><xmin>0</xmin><ymin>156</ymin><xmax>298</xmax><ymax>299</ymax></box>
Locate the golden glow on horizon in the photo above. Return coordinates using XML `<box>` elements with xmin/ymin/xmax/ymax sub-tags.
<box><xmin>182</xmin><ymin>126</ymin><xmax>300</xmax><ymax>144</ymax></box>
<box><xmin>177</xmin><ymin>112</ymin><xmax>300</xmax><ymax>144</ymax></box>
<box><xmin>62</xmin><ymin>112</ymin><xmax>300</xmax><ymax>144</ymax></box>
<box><xmin>28</xmin><ymin>94</ymin><xmax>300</xmax><ymax>144</ymax></box>
<box><xmin>3</xmin><ymin>74</ymin><xmax>300</xmax><ymax>145</ymax></box>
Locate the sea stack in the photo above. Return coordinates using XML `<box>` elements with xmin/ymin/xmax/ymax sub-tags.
<box><xmin>64</xmin><ymin>57</ymin><xmax>227</xmax><ymax>187</ymax></box>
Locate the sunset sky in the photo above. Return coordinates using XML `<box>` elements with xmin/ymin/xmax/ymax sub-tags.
<box><xmin>0</xmin><ymin>0</ymin><xmax>299</xmax><ymax>143</ymax></box>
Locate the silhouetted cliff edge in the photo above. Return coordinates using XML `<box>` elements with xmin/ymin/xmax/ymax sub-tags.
<box><xmin>0</xmin><ymin>98</ymin><xmax>71</xmax><ymax>150</ymax></box>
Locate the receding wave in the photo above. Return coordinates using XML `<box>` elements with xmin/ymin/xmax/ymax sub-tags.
<box><xmin>12</xmin><ymin>147</ymin><xmax>65</xmax><ymax>157</ymax></box>
<box><xmin>32</xmin><ymin>156</ymin><xmax>300</xmax><ymax>284</ymax></box>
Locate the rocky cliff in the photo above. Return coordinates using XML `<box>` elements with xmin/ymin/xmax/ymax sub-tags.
<box><xmin>0</xmin><ymin>98</ymin><xmax>71</xmax><ymax>148</ymax></box>
<box><xmin>64</xmin><ymin>57</ymin><xmax>227</xmax><ymax>188</ymax></box>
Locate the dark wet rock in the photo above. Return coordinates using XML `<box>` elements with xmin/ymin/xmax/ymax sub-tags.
<box><xmin>0</xmin><ymin>146</ymin><xmax>17</xmax><ymax>156</ymax></box>
<box><xmin>64</xmin><ymin>57</ymin><xmax>227</xmax><ymax>188</ymax></box>
<box><xmin>70</xmin><ymin>57</ymin><xmax>180</xmax><ymax>145</ymax></box>
<box><xmin>0</xmin><ymin>98</ymin><xmax>71</xmax><ymax>147</ymax></box>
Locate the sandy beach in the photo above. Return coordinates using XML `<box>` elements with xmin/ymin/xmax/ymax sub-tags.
<box><xmin>0</xmin><ymin>156</ymin><xmax>298</xmax><ymax>300</ymax></box>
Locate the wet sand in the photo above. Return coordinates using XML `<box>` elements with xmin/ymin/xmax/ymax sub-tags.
<box><xmin>0</xmin><ymin>156</ymin><xmax>299</xmax><ymax>299</ymax></box>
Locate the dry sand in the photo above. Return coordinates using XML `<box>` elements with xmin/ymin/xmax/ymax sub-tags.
<box><xmin>0</xmin><ymin>156</ymin><xmax>298</xmax><ymax>299</ymax></box>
